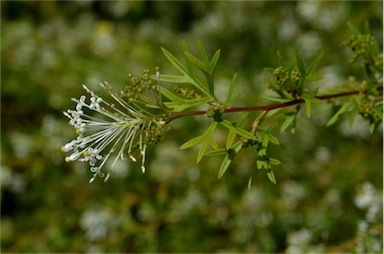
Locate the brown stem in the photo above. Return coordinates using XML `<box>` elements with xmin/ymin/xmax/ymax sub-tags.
<box><xmin>169</xmin><ymin>85</ymin><xmax>383</xmax><ymax>119</ymax></box>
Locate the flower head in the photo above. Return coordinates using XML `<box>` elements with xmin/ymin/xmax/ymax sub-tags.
<box><xmin>62</xmin><ymin>77</ymin><xmax>165</xmax><ymax>183</ymax></box>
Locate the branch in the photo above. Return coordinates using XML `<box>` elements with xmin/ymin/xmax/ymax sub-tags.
<box><xmin>172</xmin><ymin>85</ymin><xmax>383</xmax><ymax>118</ymax></box>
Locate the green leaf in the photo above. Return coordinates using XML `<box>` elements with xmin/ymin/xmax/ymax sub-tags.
<box><xmin>226</xmin><ymin>128</ymin><xmax>236</xmax><ymax>150</ymax></box>
<box><xmin>204</xmin><ymin>148</ymin><xmax>227</xmax><ymax>157</ymax></box>
<box><xmin>158</xmin><ymin>74</ymin><xmax>193</xmax><ymax>84</ymax></box>
<box><xmin>236</xmin><ymin>127</ymin><xmax>257</xmax><ymax>140</ymax></box>
<box><xmin>302</xmin><ymin>91</ymin><xmax>322</xmax><ymax>118</ymax></box>
<box><xmin>280</xmin><ymin>112</ymin><xmax>296</xmax><ymax>133</ymax></box>
<box><xmin>302</xmin><ymin>90</ymin><xmax>322</xmax><ymax>103</ymax></box>
<box><xmin>261</xmin><ymin>133</ymin><xmax>269</xmax><ymax>148</ymax></box>
<box><xmin>179</xmin><ymin>136</ymin><xmax>203</xmax><ymax>150</ymax></box>
<box><xmin>184</xmin><ymin>52</ymin><xmax>207</xmax><ymax>72</ymax></box>
<box><xmin>225</xmin><ymin>73</ymin><xmax>238</xmax><ymax>105</ymax></box>
<box><xmin>161</xmin><ymin>47</ymin><xmax>189</xmax><ymax>75</ymax></box>
<box><xmin>305</xmin><ymin>74</ymin><xmax>323</xmax><ymax>81</ymax></box>
<box><xmin>296</xmin><ymin>53</ymin><xmax>307</xmax><ymax>76</ymax></box>
<box><xmin>221</xmin><ymin>113</ymin><xmax>250</xmax><ymax>150</ymax></box>
<box><xmin>180</xmin><ymin>122</ymin><xmax>218</xmax><ymax>163</ymax></box>
<box><xmin>256</xmin><ymin>160</ymin><xmax>264</xmax><ymax>169</ymax></box>
<box><xmin>257</xmin><ymin>159</ymin><xmax>270</xmax><ymax>170</ymax></box>
<box><xmin>236</xmin><ymin>112</ymin><xmax>249</xmax><ymax>126</ymax></box>
<box><xmin>307</xmin><ymin>52</ymin><xmax>324</xmax><ymax>75</ymax></box>
<box><xmin>182</xmin><ymin>40</ymin><xmax>193</xmax><ymax>73</ymax></box>
<box><xmin>158</xmin><ymin>74</ymin><xmax>210</xmax><ymax>96</ymax></box>
<box><xmin>305</xmin><ymin>99</ymin><xmax>312</xmax><ymax>118</ymax></box>
<box><xmin>266</xmin><ymin>133</ymin><xmax>280</xmax><ymax>145</ymax></box>
<box><xmin>218</xmin><ymin>142</ymin><xmax>242</xmax><ymax>178</ymax></box>
<box><xmin>267</xmin><ymin>169</ymin><xmax>277</xmax><ymax>184</ymax></box>
<box><xmin>197</xmin><ymin>40</ymin><xmax>210</xmax><ymax>65</ymax></box>
<box><xmin>263</xmin><ymin>95</ymin><xmax>290</xmax><ymax>103</ymax></box>
<box><xmin>220</xmin><ymin>119</ymin><xmax>256</xmax><ymax>140</ymax></box>
<box><xmin>159</xmin><ymin>87</ymin><xmax>213</xmax><ymax>112</ymax></box>
<box><xmin>218</xmin><ymin>155</ymin><xmax>232</xmax><ymax>179</ymax></box>
<box><xmin>369</xmin><ymin>121</ymin><xmax>377</xmax><ymax>133</ymax></box>
<box><xmin>208</xmin><ymin>136</ymin><xmax>219</xmax><ymax>150</ymax></box>
<box><xmin>326</xmin><ymin>103</ymin><xmax>352</xmax><ymax>127</ymax></box>
<box><xmin>160</xmin><ymin>47</ymin><xmax>211</xmax><ymax>97</ymax></box>
<box><xmin>248</xmin><ymin>176</ymin><xmax>253</xmax><ymax>189</ymax></box>
<box><xmin>210</xmin><ymin>49</ymin><xmax>221</xmax><ymax>70</ymax></box>
<box><xmin>269</xmin><ymin>158</ymin><xmax>281</xmax><ymax>165</ymax></box>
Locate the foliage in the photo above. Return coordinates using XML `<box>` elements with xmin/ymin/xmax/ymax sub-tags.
<box><xmin>61</xmin><ymin>27</ymin><xmax>382</xmax><ymax>186</ymax></box>
<box><xmin>1</xmin><ymin>1</ymin><xmax>382</xmax><ymax>253</ymax></box>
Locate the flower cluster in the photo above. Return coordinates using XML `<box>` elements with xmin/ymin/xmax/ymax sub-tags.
<box><xmin>272</xmin><ymin>67</ymin><xmax>302</xmax><ymax>93</ymax></box>
<box><xmin>62</xmin><ymin>82</ymin><xmax>165</xmax><ymax>183</ymax></box>
<box><xmin>344</xmin><ymin>34</ymin><xmax>375</xmax><ymax>63</ymax></box>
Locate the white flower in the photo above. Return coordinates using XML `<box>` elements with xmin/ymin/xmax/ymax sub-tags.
<box><xmin>62</xmin><ymin>82</ymin><xmax>164</xmax><ymax>183</ymax></box>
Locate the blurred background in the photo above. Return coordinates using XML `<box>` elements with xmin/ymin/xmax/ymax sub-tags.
<box><xmin>1</xmin><ymin>1</ymin><xmax>382</xmax><ymax>253</ymax></box>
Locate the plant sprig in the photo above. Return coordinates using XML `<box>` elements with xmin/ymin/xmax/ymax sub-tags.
<box><xmin>62</xmin><ymin>23</ymin><xmax>383</xmax><ymax>185</ymax></box>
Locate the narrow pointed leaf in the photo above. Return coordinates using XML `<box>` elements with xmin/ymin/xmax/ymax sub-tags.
<box><xmin>197</xmin><ymin>40</ymin><xmax>210</xmax><ymax>64</ymax></box>
<box><xmin>218</xmin><ymin>142</ymin><xmax>242</xmax><ymax>178</ymax></box>
<box><xmin>197</xmin><ymin>122</ymin><xmax>218</xmax><ymax>162</ymax></box>
<box><xmin>218</xmin><ymin>155</ymin><xmax>232</xmax><ymax>178</ymax></box>
<box><xmin>180</xmin><ymin>136</ymin><xmax>203</xmax><ymax>150</ymax></box>
<box><xmin>267</xmin><ymin>133</ymin><xmax>280</xmax><ymax>145</ymax></box>
<box><xmin>307</xmin><ymin>52</ymin><xmax>324</xmax><ymax>75</ymax></box>
<box><xmin>220</xmin><ymin>120</ymin><xmax>256</xmax><ymax>140</ymax></box>
<box><xmin>236</xmin><ymin>112</ymin><xmax>249</xmax><ymax>126</ymax></box>
<box><xmin>305</xmin><ymin>74</ymin><xmax>323</xmax><ymax>81</ymax></box>
<box><xmin>184</xmin><ymin>52</ymin><xmax>207</xmax><ymax>72</ymax></box>
<box><xmin>263</xmin><ymin>95</ymin><xmax>290</xmax><ymax>103</ymax></box>
<box><xmin>269</xmin><ymin>158</ymin><xmax>281</xmax><ymax>165</ymax></box>
<box><xmin>326</xmin><ymin>103</ymin><xmax>351</xmax><ymax>127</ymax></box>
<box><xmin>208</xmin><ymin>136</ymin><xmax>219</xmax><ymax>150</ymax></box>
<box><xmin>305</xmin><ymin>99</ymin><xmax>311</xmax><ymax>118</ymax></box>
<box><xmin>197</xmin><ymin>141</ymin><xmax>208</xmax><ymax>163</ymax></box>
<box><xmin>158</xmin><ymin>74</ymin><xmax>193</xmax><ymax>84</ymax></box>
<box><xmin>210</xmin><ymin>49</ymin><xmax>221</xmax><ymax>70</ymax></box>
<box><xmin>236</xmin><ymin>127</ymin><xmax>257</xmax><ymax>140</ymax></box>
<box><xmin>204</xmin><ymin>148</ymin><xmax>227</xmax><ymax>157</ymax></box>
<box><xmin>182</xmin><ymin>40</ymin><xmax>193</xmax><ymax>73</ymax></box>
<box><xmin>161</xmin><ymin>47</ymin><xmax>188</xmax><ymax>75</ymax></box>
<box><xmin>296</xmin><ymin>53</ymin><xmax>306</xmax><ymax>76</ymax></box>
<box><xmin>248</xmin><ymin>176</ymin><xmax>253</xmax><ymax>189</ymax></box>
<box><xmin>280</xmin><ymin>113</ymin><xmax>296</xmax><ymax>133</ymax></box>
<box><xmin>227</xmin><ymin>91</ymin><xmax>244</xmax><ymax>106</ymax></box>
<box><xmin>256</xmin><ymin>160</ymin><xmax>264</xmax><ymax>169</ymax></box>
<box><xmin>159</xmin><ymin>87</ymin><xmax>213</xmax><ymax>112</ymax></box>
<box><xmin>225</xmin><ymin>73</ymin><xmax>237</xmax><ymax>105</ymax></box>
<box><xmin>267</xmin><ymin>170</ymin><xmax>277</xmax><ymax>184</ymax></box>
<box><xmin>226</xmin><ymin>129</ymin><xmax>236</xmax><ymax>150</ymax></box>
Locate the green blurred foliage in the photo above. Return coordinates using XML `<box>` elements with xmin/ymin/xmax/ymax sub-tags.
<box><xmin>1</xmin><ymin>1</ymin><xmax>382</xmax><ymax>253</ymax></box>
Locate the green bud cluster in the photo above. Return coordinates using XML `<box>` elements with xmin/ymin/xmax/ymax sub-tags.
<box><xmin>143</xmin><ymin>120</ymin><xmax>165</xmax><ymax>146</ymax></box>
<box><xmin>207</xmin><ymin>102</ymin><xmax>225</xmax><ymax>121</ymax></box>
<box><xmin>272</xmin><ymin>66</ymin><xmax>302</xmax><ymax>94</ymax></box>
<box><xmin>356</xmin><ymin>94</ymin><xmax>374</xmax><ymax>119</ymax></box>
<box><xmin>241</xmin><ymin>138</ymin><xmax>258</xmax><ymax>148</ymax></box>
<box><xmin>374</xmin><ymin>53</ymin><xmax>383</xmax><ymax>70</ymax></box>
<box><xmin>174</xmin><ymin>86</ymin><xmax>201</xmax><ymax>99</ymax></box>
<box><xmin>345</xmin><ymin>34</ymin><xmax>375</xmax><ymax>63</ymax></box>
<box><xmin>122</xmin><ymin>69</ymin><xmax>159</xmax><ymax>103</ymax></box>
